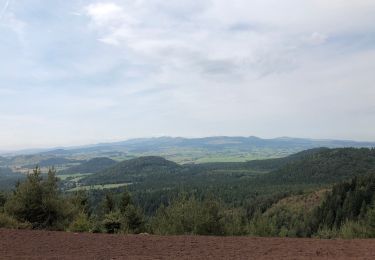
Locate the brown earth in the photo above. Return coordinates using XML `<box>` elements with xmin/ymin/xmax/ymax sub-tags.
<box><xmin>1</xmin><ymin>229</ymin><xmax>375</xmax><ymax>259</ymax></box>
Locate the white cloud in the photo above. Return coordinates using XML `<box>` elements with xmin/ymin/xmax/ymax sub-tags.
<box><xmin>82</xmin><ymin>1</ymin><xmax>375</xmax><ymax>80</ymax></box>
<box><xmin>1</xmin><ymin>0</ymin><xmax>375</xmax><ymax>149</ymax></box>
<box><xmin>85</xmin><ymin>3</ymin><xmax>125</xmax><ymax>24</ymax></box>
<box><xmin>85</xmin><ymin>2</ymin><xmax>138</xmax><ymax>46</ymax></box>
<box><xmin>307</xmin><ymin>32</ymin><xmax>328</xmax><ymax>46</ymax></box>
<box><xmin>1</xmin><ymin>11</ymin><xmax>26</xmax><ymax>41</ymax></box>
<box><xmin>0</xmin><ymin>0</ymin><xmax>10</xmax><ymax>20</ymax></box>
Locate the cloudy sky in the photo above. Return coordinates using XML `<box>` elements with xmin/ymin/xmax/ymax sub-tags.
<box><xmin>1</xmin><ymin>0</ymin><xmax>375</xmax><ymax>149</ymax></box>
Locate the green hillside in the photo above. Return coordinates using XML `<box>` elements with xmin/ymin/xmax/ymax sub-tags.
<box><xmin>2</xmin><ymin>147</ymin><xmax>375</xmax><ymax>238</ymax></box>
<box><xmin>0</xmin><ymin>168</ymin><xmax>25</xmax><ymax>190</ymax></box>
<box><xmin>23</xmin><ymin>157</ymin><xmax>81</xmax><ymax>168</ymax></box>
<box><xmin>310</xmin><ymin>173</ymin><xmax>375</xmax><ymax>235</ymax></box>
<box><xmin>80</xmin><ymin>156</ymin><xmax>182</xmax><ymax>185</ymax></box>
<box><xmin>74</xmin><ymin>148</ymin><xmax>375</xmax><ymax>216</ymax></box>
<box><xmin>59</xmin><ymin>157</ymin><xmax>117</xmax><ymax>175</ymax></box>
<box><xmin>79</xmin><ymin>147</ymin><xmax>371</xmax><ymax>190</ymax></box>
<box><xmin>264</xmin><ymin>148</ymin><xmax>375</xmax><ymax>184</ymax></box>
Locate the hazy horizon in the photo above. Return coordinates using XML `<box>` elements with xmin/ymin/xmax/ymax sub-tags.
<box><xmin>1</xmin><ymin>1</ymin><xmax>375</xmax><ymax>150</ymax></box>
<box><xmin>1</xmin><ymin>135</ymin><xmax>375</xmax><ymax>152</ymax></box>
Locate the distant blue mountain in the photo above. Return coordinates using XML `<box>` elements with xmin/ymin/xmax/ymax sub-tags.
<box><xmin>2</xmin><ymin>136</ymin><xmax>375</xmax><ymax>164</ymax></box>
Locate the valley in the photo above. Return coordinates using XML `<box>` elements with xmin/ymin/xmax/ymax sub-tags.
<box><xmin>1</xmin><ymin>140</ymin><xmax>375</xmax><ymax>239</ymax></box>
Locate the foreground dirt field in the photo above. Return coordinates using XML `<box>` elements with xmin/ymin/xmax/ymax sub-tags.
<box><xmin>1</xmin><ymin>229</ymin><xmax>375</xmax><ymax>259</ymax></box>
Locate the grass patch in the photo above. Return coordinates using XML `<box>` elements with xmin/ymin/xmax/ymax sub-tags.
<box><xmin>67</xmin><ymin>183</ymin><xmax>132</xmax><ymax>192</ymax></box>
<box><xmin>57</xmin><ymin>173</ymin><xmax>94</xmax><ymax>181</ymax></box>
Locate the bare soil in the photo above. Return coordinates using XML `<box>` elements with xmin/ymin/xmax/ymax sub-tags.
<box><xmin>1</xmin><ymin>229</ymin><xmax>375</xmax><ymax>259</ymax></box>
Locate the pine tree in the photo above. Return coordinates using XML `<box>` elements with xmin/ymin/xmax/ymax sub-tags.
<box><xmin>5</xmin><ymin>166</ymin><xmax>70</xmax><ymax>229</ymax></box>
<box><xmin>119</xmin><ymin>190</ymin><xmax>131</xmax><ymax>214</ymax></box>
<box><xmin>103</xmin><ymin>193</ymin><xmax>116</xmax><ymax>214</ymax></box>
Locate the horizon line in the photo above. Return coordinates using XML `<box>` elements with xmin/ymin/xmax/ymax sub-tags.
<box><xmin>1</xmin><ymin>135</ymin><xmax>375</xmax><ymax>155</ymax></box>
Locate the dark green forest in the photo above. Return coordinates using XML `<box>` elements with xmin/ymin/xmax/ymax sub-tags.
<box><xmin>59</xmin><ymin>157</ymin><xmax>117</xmax><ymax>175</ymax></box>
<box><xmin>1</xmin><ymin>147</ymin><xmax>375</xmax><ymax>238</ymax></box>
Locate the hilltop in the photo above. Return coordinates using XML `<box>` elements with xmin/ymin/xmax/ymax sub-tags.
<box><xmin>264</xmin><ymin>148</ymin><xmax>375</xmax><ymax>184</ymax></box>
<box><xmin>59</xmin><ymin>157</ymin><xmax>117</xmax><ymax>175</ymax></box>
<box><xmin>80</xmin><ymin>156</ymin><xmax>181</xmax><ymax>185</ymax></box>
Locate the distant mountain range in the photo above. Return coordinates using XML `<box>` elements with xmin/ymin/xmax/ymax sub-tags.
<box><xmin>1</xmin><ymin>136</ymin><xmax>375</xmax><ymax>165</ymax></box>
<box><xmin>4</xmin><ymin>136</ymin><xmax>375</xmax><ymax>155</ymax></box>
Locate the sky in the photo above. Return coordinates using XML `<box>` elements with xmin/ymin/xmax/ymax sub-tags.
<box><xmin>1</xmin><ymin>0</ymin><xmax>375</xmax><ymax>150</ymax></box>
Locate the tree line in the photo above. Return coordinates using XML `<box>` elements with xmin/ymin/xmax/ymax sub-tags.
<box><xmin>2</xmin><ymin>165</ymin><xmax>375</xmax><ymax>238</ymax></box>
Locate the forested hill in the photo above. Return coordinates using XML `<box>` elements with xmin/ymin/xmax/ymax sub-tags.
<box><xmin>80</xmin><ymin>156</ymin><xmax>182</xmax><ymax>185</ymax></box>
<box><xmin>25</xmin><ymin>157</ymin><xmax>80</xmax><ymax>168</ymax></box>
<box><xmin>59</xmin><ymin>157</ymin><xmax>117</xmax><ymax>175</ymax></box>
<box><xmin>309</xmin><ymin>173</ymin><xmax>375</xmax><ymax>235</ymax></box>
<box><xmin>264</xmin><ymin>148</ymin><xmax>375</xmax><ymax>184</ymax></box>
<box><xmin>0</xmin><ymin>167</ymin><xmax>25</xmax><ymax>190</ymax></box>
<box><xmin>5</xmin><ymin>136</ymin><xmax>375</xmax><ymax>165</ymax></box>
<box><xmin>0</xmin><ymin>156</ymin><xmax>9</xmax><ymax>166</ymax></box>
<box><xmin>78</xmin><ymin>148</ymin><xmax>375</xmax><ymax>189</ymax></box>
<box><xmin>243</xmin><ymin>147</ymin><xmax>329</xmax><ymax>171</ymax></box>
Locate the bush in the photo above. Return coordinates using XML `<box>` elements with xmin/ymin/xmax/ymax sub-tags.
<box><xmin>122</xmin><ymin>204</ymin><xmax>145</xmax><ymax>234</ymax></box>
<box><xmin>103</xmin><ymin>211</ymin><xmax>122</xmax><ymax>233</ymax></box>
<box><xmin>314</xmin><ymin>226</ymin><xmax>338</xmax><ymax>239</ymax></box>
<box><xmin>247</xmin><ymin>212</ymin><xmax>277</xmax><ymax>237</ymax></box>
<box><xmin>339</xmin><ymin>220</ymin><xmax>367</xmax><ymax>239</ymax></box>
<box><xmin>0</xmin><ymin>213</ymin><xmax>31</xmax><ymax>229</ymax></box>
<box><xmin>363</xmin><ymin>206</ymin><xmax>375</xmax><ymax>237</ymax></box>
<box><xmin>150</xmin><ymin>196</ymin><xmax>226</xmax><ymax>235</ymax></box>
<box><xmin>90</xmin><ymin>216</ymin><xmax>104</xmax><ymax>233</ymax></box>
<box><xmin>222</xmin><ymin>209</ymin><xmax>247</xmax><ymax>236</ymax></box>
<box><xmin>68</xmin><ymin>211</ymin><xmax>92</xmax><ymax>233</ymax></box>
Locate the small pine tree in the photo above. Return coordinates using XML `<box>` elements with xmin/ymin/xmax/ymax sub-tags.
<box><xmin>70</xmin><ymin>191</ymin><xmax>91</xmax><ymax>215</ymax></box>
<box><xmin>5</xmin><ymin>166</ymin><xmax>70</xmax><ymax>229</ymax></box>
<box><xmin>103</xmin><ymin>193</ymin><xmax>116</xmax><ymax>214</ymax></box>
<box><xmin>119</xmin><ymin>190</ymin><xmax>132</xmax><ymax>214</ymax></box>
<box><xmin>123</xmin><ymin>204</ymin><xmax>144</xmax><ymax>234</ymax></box>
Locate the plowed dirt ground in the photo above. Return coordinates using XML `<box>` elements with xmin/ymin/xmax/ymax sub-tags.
<box><xmin>1</xmin><ymin>229</ymin><xmax>375</xmax><ymax>259</ymax></box>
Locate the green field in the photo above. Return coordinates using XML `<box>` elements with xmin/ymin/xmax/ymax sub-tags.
<box><xmin>57</xmin><ymin>173</ymin><xmax>94</xmax><ymax>181</ymax></box>
<box><xmin>67</xmin><ymin>183</ymin><xmax>132</xmax><ymax>192</ymax></box>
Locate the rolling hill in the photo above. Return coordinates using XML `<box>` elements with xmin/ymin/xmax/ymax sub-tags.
<box><xmin>264</xmin><ymin>148</ymin><xmax>375</xmax><ymax>184</ymax></box>
<box><xmin>80</xmin><ymin>156</ymin><xmax>182</xmax><ymax>185</ymax></box>
<box><xmin>23</xmin><ymin>157</ymin><xmax>81</xmax><ymax>168</ymax></box>
<box><xmin>75</xmin><ymin>148</ymin><xmax>375</xmax><ymax>210</ymax></box>
<box><xmin>4</xmin><ymin>136</ymin><xmax>375</xmax><ymax>165</ymax></box>
<box><xmin>0</xmin><ymin>167</ymin><xmax>25</xmax><ymax>190</ymax></box>
<box><xmin>59</xmin><ymin>157</ymin><xmax>117</xmax><ymax>174</ymax></box>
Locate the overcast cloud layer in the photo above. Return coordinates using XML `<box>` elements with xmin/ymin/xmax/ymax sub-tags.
<box><xmin>1</xmin><ymin>0</ymin><xmax>375</xmax><ymax>149</ymax></box>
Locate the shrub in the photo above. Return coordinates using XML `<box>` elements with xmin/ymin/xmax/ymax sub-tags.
<box><xmin>314</xmin><ymin>226</ymin><xmax>338</xmax><ymax>239</ymax></box>
<box><xmin>0</xmin><ymin>213</ymin><xmax>31</xmax><ymax>229</ymax></box>
<box><xmin>103</xmin><ymin>211</ymin><xmax>122</xmax><ymax>233</ymax></box>
<box><xmin>339</xmin><ymin>220</ymin><xmax>367</xmax><ymax>239</ymax></box>
<box><xmin>150</xmin><ymin>196</ymin><xmax>225</xmax><ymax>236</ymax></box>
<box><xmin>68</xmin><ymin>211</ymin><xmax>92</xmax><ymax>233</ymax></box>
<box><xmin>122</xmin><ymin>204</ymin><xmax>145</xmax><ymax>234</ymax></box>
